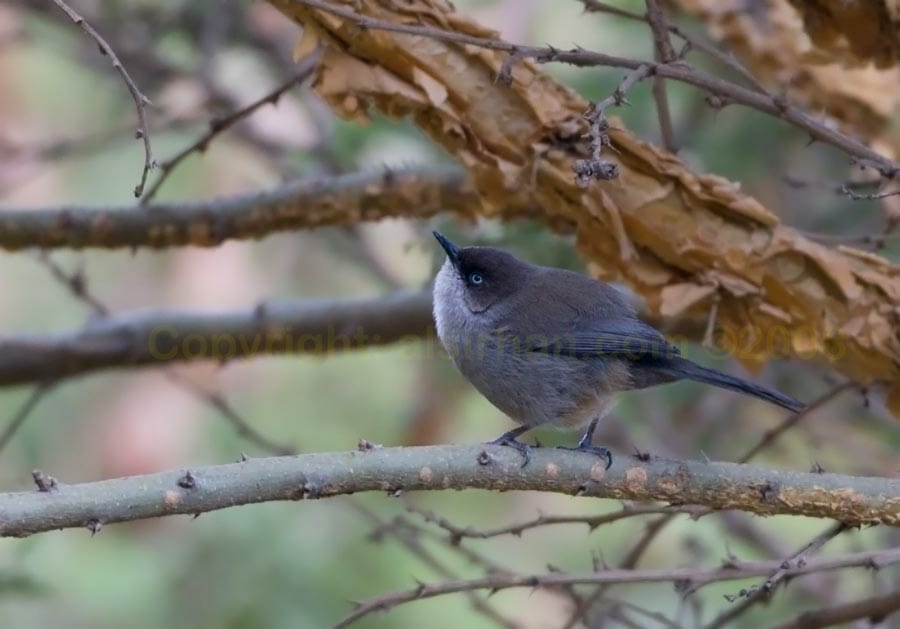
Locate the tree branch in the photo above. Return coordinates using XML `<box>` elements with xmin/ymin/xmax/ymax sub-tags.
<box><xmin>0</xmin><ymin>289</ymin><xmax>433</xmax><ymax>386</ymax></box>
<box><xmin>0</xmin><ymin>167</ymin><xmax>491</xmax><ymax>250</ymax></box>
<box><xmin>1</xmin><ymin>445</ymin><xmax>898</xmax><ymax>538</ymax></box>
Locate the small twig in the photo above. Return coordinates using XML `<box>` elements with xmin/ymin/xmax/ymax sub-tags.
<box><xmin>140</xmin><ymin>50</ymin><xmax>321</xmax><ymax>203</ymax></box>
<box><xmin>771</xmin><ymin>587</ymin><xmax>900</xmax><ymax>629</ymax></box>
<box><xmin>737</xmin><ymin>382</ymin><xmax>857</xmax><ymax>463</ymax></box>
<box><xmin>579</xmin><ymin>0</ymin><xmax>768</xmax><ymax>94</ymax></box>
<box><xmin>573</xmin><ymin>64</ymin><xmax>652</xmax><ymax>186</ymax></box>
<box><xmin>841</xmin><ymin>185</ymin><xmax>900</xmax><ymax>201</ymax></box>
<box><xmin>49</xmin><ymin>0</ymin><xmax>155</xmax><ymax>197</ymax></box>
<box><xmin>0</xmin><ymin>382</ymin><xmax>56</xmax><ymax>454</ymax></box>
<box><xmin>165</xmin><ymin>373</ymin><xmax>296</xmax><ymax>456</ymax></box>
<box><xmin>34</xmin><ymin>252</ymin><xmax>108</xmax><ymax>317</ymax></box>
<box><xmin>704</xmin><ymin>522</ymin><xmax>849</xmax><ymax>628</ymax></box>
<box><xmin>408</xmin><ymin>502</ymin><xmax>708</xmax><ymax>543</ymax></box>
<box><xmin>644</xmin><ymin>0</ymin><xmax>677</xmax><ymax>152</ymax></box>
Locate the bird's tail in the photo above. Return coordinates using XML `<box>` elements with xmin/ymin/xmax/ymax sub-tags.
<box><xmin>666</xmin><ymin>357</ymin><xmax>805</xmax><ymax>413</ymax></box>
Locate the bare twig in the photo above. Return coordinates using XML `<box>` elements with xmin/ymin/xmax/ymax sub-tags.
<box><xmin>644</xmin><ymin>0</ymin><xmax>677</xmax><ymax>153</ymax></box>
<box><xmin>49</xmin><ymin>0</ymin><xmax>155</xmax><ymax>197</ymax></box>
<box><xmin>578</xmin><ymin>0</ymin><xmax>768</xmax><ymax>93</ymax></box>
<box><xmin>737</xmin><ymin>382</ymin><xmax>857</xmax><ymax>463</ymax></box>
<box><xmin>140</xmin><ymin>51</ymin><xmax>321</xmax><ymax>203</ymax></box>
<box><xmin>0</xmin><ymin>382</ymin><xmax>56</xmax><ymax>454</ymax></box>
<box><xmin>574</xmin><ymin>64</ymin><xmax>652</xmax><ymax>186</ymax></box>
<box><xmin>164</xmin><ymin>373</ymin><xmax>296</xmax><ymax>456</ymax></box>
<box><xmin>337</xmin><ymin>545</ymin><xmax>900</xmax><ymax>628</ymax></box>
<box><xmin>841</xmin><ymin>185</ymin><xmax>900</xmax><ymax>201</ymax></box>
<box><xmin>1</xmin><ymin>445</ymin><xmax>897</xmax><ymax>538</ymax></box>
<box><xmin>771</xmin><ymin>587</ymin><xmax>900</xmax><ymax>629</ymax></box>
<box><xmin>407</xmin><ymin>502</ymin><xmax>709</xmax><ymax>543</ymax></box>
<box><xmin>34</xmin><ymin>253</ymin><xmax>108</xmax><ymax>317</ymax></box>
<box><xmin>705</xmin><ymin>522</ymin><xmax>849</xmax><ymax>628</ymax></box>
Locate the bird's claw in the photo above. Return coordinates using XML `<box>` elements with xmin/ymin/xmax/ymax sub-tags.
<box><xmin>486</xmin><ymin>435</ymin><xmax>533</xmax><ymax>467</ymax></box>
<box><xmin>557</xmin><ymin>444</ymin><xmax>613</xmax><ymax>470</ymax></box>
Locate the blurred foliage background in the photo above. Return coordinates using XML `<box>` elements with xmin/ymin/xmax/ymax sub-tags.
<box><xmin>0</xmin><ymin>0</ymin><xmax>899</xmax><ymax>627</ymax></box>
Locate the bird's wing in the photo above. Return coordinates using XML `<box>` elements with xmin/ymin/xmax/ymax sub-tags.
<box><xmin>521</xmin><ymin>318</ymin><xmax>680</xmax><ymax>361</ymax></box>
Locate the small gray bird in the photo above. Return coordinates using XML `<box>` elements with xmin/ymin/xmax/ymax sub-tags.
<box><xmin>431</xmin><ymin>232</ymin><xmax>804</xmax><ymax>468</ymax></box>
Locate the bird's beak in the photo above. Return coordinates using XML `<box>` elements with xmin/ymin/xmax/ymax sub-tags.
<box><xmin>432</xmin><ymin>231</ymin><xmax>461</xmax><ymax>270</ymax></box>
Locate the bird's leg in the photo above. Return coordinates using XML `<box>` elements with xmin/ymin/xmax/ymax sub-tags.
<box><xmin>557</xmin><ymin>417</ymin><xmax>613</xmax><ymax>470</ymax></box>
<box><xmin>486</xmin><ymin>425</ymin><xmax>535</xmax><ymax>467</ymax></box>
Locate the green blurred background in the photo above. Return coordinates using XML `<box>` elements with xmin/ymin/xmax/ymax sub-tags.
<box><xmin>1</xmin><ymin>1</ymin><xmax>898</xmax><ymax>627</ymax></box>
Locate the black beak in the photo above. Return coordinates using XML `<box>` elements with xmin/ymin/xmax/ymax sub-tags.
<box><xmin>433</xmin><ymin>231</ymin><xmax>461</xmax><ymax>269</ymax></box>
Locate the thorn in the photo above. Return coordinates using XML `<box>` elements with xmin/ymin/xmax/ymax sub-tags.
<box><xmin>86</xmin><ymin>519</ymin><xmax>102</xmax><ymax>536</ymax></box>
<box><xmin>476</xmin><ymin>450</ymin><xmax>494</xmax><ymax>466</ymax></box>
<box><xmin>358</xmin><ymin>438</ymin><xmax>382</xmax><ymax>452</ymax></box>
<box><xmin>32</xmin><ymin>469</ymin><xmax>58</xmax><ymax>492</ymax></box>
<box><xmin>387</xmin><ymin>487</ymin><xmax>403</xmax><ymax>498</ymax></box>
<box><xmin>301</xmin><ymin>481</ymin><xmax>319</xmax><ymax>499</ymax></box>
<box><xmin>177</xmin><ymin>471</ymin><xmax>197</xmax><ymax>489</ymax></box>
<box><xmin>238</xmin><ymin>452</ymin><xmax>249</xmax><ymax>462</ymax></box>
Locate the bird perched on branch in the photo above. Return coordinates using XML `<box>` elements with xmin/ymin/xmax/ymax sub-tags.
<box><xmin>431</xmin><ymin>232</ymin><xmax>804</xmax><ymax>468</ymax></box>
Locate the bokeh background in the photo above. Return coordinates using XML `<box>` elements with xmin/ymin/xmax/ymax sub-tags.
<box><xmin>1</xmin><ymin>1</ymin><xmax>899</xmax><ymax>627</ymax></box>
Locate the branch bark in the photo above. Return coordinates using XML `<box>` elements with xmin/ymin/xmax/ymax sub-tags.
<box><xmin>2</xmin><ymin>445</ymin><xmax>898</xmax><ymax>538</ymax></box>
<box><xmin>0</xmin><ymin>167</ymin><xmax>505</xmax><ymax>250</ymax></box>
<box><xmin>0</xmin><ymin>289</ymin><xmax>433</xmax><ymax>386</ymax></box>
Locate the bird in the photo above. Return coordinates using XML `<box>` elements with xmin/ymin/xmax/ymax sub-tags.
<box><xmin>431</xmin><ymin>231</ymin><xmax>805</xmax><ymax>468</ymax></box>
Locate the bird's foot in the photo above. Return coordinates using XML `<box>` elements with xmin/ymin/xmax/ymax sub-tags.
<box><xmin>557</xmin><ymin>443</ymin><xmax>613</xmax><ymax>470</ymax></box>
<box><xmin>486</xmin><ymin>432</ymin><xmax>533</xmax><ymax>468</ymax></box>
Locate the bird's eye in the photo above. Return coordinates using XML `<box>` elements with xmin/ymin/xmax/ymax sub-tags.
<box><xmin>468</xmin><ymin>272</ymin><xmax>484</xmax><ymax>285</ymax></box>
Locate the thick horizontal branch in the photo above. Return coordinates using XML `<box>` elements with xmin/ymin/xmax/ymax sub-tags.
<box><xmin>0</xmin><ymin>289</ymin><xmax>433</xmax><ymax>386</ymax></box>
<box><xmin>1</xmin><ymin>445</ymin><xmax>898</xmax><ymax>538</ymax></box>
<box><xmin>0</xmin><ymin>167</ymin><xmax>498</xmax><ymax>250</ymax></box>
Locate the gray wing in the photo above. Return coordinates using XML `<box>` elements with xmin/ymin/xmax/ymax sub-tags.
<box><xmin>523</xmin><ymin>318</ymin><xmax>681</xmax><ymax>361</ymax></box>
<box><xmin>493</xmin><ymin>267</ymin><xmax>679</xmax><ymax>361</ymax></box>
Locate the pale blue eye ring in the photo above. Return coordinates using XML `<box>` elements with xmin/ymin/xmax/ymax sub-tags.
<box><xmin>468</xmin><ymin>272</ymin><xmax>484</xmax><ymax>285</ymax></box>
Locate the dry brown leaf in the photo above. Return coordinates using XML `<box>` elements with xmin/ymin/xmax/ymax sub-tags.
<box><xmin>788</xmin><ymin>0</ymin><xmax>900</xmax><ymax>67</ymax></box>
<box><xmin>267</xmin><ymin>0</ymin><xmax>900</xmax><ymax>412</ymax></box>
<box><xmin>672</xmin><ymin>0</ymin><xmax>900</xmax><ymax>156</ymax></box>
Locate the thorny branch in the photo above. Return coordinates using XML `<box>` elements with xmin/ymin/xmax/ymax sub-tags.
<box><xmin>2</xmin><ymin>445</ymin><xmax>898</xmax><ymax>539</ymax></box>
<box><xmin>337</xmin><ymin>546</ymin><xmax>900</xmax><ymax>628</ymax></box>
<box><xmin>705</xmin><ymin>522</ymin><xmax>849</xmax><ymax>628</ymax></box>
<box><xmin>49</xmin><ymin>0</ymin><xmax>155</xmax><ymax>197</ymax></box>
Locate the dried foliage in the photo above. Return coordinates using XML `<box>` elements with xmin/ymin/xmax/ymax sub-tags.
<box><xmin>672</xmin><ymin>0</ymin><xmax>900</xmax><ymax>155</ymax></box>
<box><xmin>270</xmin><ymin>0</ymin><xmax>900</xmax><ymax>412</ymax></box>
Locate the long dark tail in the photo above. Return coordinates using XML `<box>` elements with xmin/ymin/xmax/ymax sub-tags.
<box><xmin>666</xmin><ymin>357</ymin><xmax>805</xmax><ymax>413</ymax></box>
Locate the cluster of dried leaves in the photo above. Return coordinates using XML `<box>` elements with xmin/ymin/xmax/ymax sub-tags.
<box><xmin>673</xmin><ymin>0</ymin><xmax>900</xmax><ymax>158</ymax></box>
<box><xmin>269</xmin><ymin>0</ymin><xmax>900</xmax><ymax>412</ymax></box>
